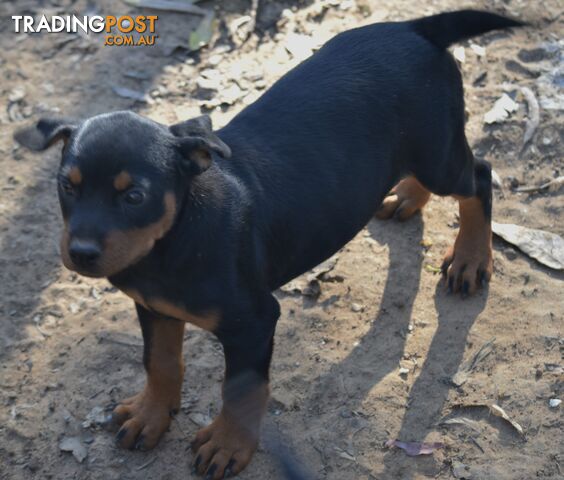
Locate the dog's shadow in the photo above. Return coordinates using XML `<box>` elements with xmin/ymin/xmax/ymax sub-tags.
<box><xmin>304</xmin><ymin>214</ymin><xmax>487</xmax><ymax>478</ymax></box>
<box><xmin>380</xmin><ymin>271</ymin><xmax>488</xmax><ymax>478</ymax></box>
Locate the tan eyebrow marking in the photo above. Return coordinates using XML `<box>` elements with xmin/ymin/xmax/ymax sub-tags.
<box><xmin>113</xmin><ymin>171</ymin><xmax>132</xmax><ymax>191</ymax></box>
<box><xmin>68</xmin><ymin>166</ymin><xmax>83</xmax><ymax>186</ymax></box>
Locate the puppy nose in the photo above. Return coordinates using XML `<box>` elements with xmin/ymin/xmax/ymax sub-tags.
<box><xmin>69</xmin><ymin>239</ymin><xmax>101</xmax><ymax>266</ymax></box>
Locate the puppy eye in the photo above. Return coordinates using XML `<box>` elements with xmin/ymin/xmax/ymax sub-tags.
<box><xmin>60</xmin><ymin>178</ymin><xmax>76</xmax><ymax>196</ymax></box>
<box><xmin>123</xmin><ymin>189</ymin><xmax>145</xmax><ymax>205</ymax></box>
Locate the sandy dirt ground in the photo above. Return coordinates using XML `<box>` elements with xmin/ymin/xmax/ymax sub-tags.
<box><xmin>0</xmin><ymin>0</ymin><xmax>562</xmax><ymax>479</ymax></box>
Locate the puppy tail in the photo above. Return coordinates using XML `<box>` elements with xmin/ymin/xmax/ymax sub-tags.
<box><xmin>412</xmin><ymin>10</ymin><xmax>525</xmax><ymax>49</ymax></box>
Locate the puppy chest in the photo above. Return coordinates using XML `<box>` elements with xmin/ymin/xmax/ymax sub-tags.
<box><xmin>120</xmin><ymin>287</ymin><xmax>219</xmax><ymax>332</ymax></box>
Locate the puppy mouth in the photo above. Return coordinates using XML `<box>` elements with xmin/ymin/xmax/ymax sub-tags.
<box><xmin>70</xmin><ymin>266</ymin><xmax>107</xmax><ymax>278</ymax></box>
<box><xmin>63</xmin><ymin>260</ymin><xmax>106</xmax><ymax>278</ymax></box>
<box><xmin>61</xmin><ymin>253</ymin><xmax>111</xmax><ymax>278</ymax></box>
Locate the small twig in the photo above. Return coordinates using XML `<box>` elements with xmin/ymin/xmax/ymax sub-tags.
<box><xmin>515</xmin><ymin>176</ymin><xmax>564</xmax><ymax>194</ymax></box>
<box><xmin>470</xmin><ymin>436</ymin><xmax>485</xmax><ymax>453</ymax></box>
<box><xmin>89</xmin><ymin>389</ymin><xmax>104</xmax><ymax>400</ymax></box>
<box><xmin>233</xmin><ymin>0</ymin><xmax>260</xmax><ymax>44</ymax></box>
<box><xmin>520</xmin><ymin>86</ymin><xmax>540</xmax><ymax>152</ymax></box>
<box><xmin>246</xmin><ymin>0</ymin><xmax>260</xmax><ymax>40</ymax></box>
<box><xmin>136</xmin><ymin>456</ymin><xmax>157</xmax><ymax>471</ymax></box>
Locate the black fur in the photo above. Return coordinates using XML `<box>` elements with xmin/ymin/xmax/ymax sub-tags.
<box><xmin>413</xmin><ymin>10</ymin><xmax>524</xmax><ymax>49</ymax></box>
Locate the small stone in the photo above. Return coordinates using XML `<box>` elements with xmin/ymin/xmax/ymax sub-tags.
<box><xmin>208</xmin><ymin>54</ymin><xmax>222</xmax><ymax>66</ymax></box>
<box><xmin>549</xmin><ymin>398</ymin><xmax>561</xmax><ymax>408</ymax></box>
<box><xmin>9</xmin><ymin>87</ymin><xmax>26</xmax><ymax>103</ymax></box>
<box><xmin>452</xmin><ymin>461</ymin><xmax>472</xmax><ymax>479</ymax></box>
<box><xmin>453</xmin><ymin>46</ymin><xmax>465</xmax><ymax>63</ymax></box>
<box><xmin>351</xmin><ymin>303</ymin><xmax>363</xmax><ymax>313</ymax></box>
<box><xmin>59</xmin><ymin>436</ymin><xmax>87</xmax><ymax>463</ymax></box>
<box><xmin>504</xmin><ymin>248</ymin><xmax>518</xmax><ymax>261</ymax></box>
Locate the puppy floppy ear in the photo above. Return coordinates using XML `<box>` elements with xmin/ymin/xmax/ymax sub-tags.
<box><xmin>14</xmin><ymin>117</ymin><xmax>76</xmax><ymax>151</ymax></box>
<box><xmin>170</xmin><ymin>115</ymin><xmax>231</xmax><ymax>175</ymax></box>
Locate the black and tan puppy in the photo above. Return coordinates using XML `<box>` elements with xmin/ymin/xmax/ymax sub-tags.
<box><xmin>15</xmin><ymin>10</ymin><xmax>522</xmax><ymax>479</ymax></box>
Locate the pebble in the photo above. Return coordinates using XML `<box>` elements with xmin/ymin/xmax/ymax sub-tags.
<box><xmin>351</xmin><ymin>303</ymin><xmax>363</xmax><ymax>312</ymax></box>
<box><xmin>208</xmin><ymin>54</ymin><xmax>223</xmax><ymax>66</ymax></box>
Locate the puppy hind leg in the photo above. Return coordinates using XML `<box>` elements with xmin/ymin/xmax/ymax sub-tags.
<box><xmin>442</xmin><ymin>159</ymin><xmax>493</xmax><ymax>296</ymax></box>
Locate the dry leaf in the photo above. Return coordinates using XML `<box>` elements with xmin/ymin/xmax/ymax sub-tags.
<box><xmin>59</xmin><ymin>436</ymin><xmax>87</xmax><ymax>463</ymax></box>
<box><xmin>188</xmin><ymin>412</ymin><xmax>213</xmax><ymax>427</ymax></box>
<box><xmin>189</xmin><ymin>11</ymin><xmax>216</xmax><ymax>51</ymax></box>
<box><xmin>492</xmin><ymin>222</ymin><xmax>564</xmax><ymax>270</ymax></box>
<box><xmin>452</xmin><ymin>338</ymin><xmax>495</xmax><ymax>387</ymax></box>
<box><xmin>484</xmin><ymin>94</ymin><xmax>518</xmax><ymax>124</ymax></box>
<box><xmin>441</xmin><ymin>417</ymin><xmax>482</xmax><ymax>433</ymax></box>
<box><xmin>424</xmin><ymin>264</ymin><xmax>442</xmax><ymax>273</ymax></box>
<box><xmin>82</xmin><ymin>406</ymin><xmax>112</xmax><ymax>429</ymax></box>
<box><xmin>489</xmin><ymin>404</ymin><xmax>524</xmax><ymax>436</ymax></box>
<box><xmin>520</xmin><ymin>86</ymin><xmax>540</xmax><ymax>147</ymax></box>
<box><xmin>385</xmin><ymin>439</ymin><xmax>444</xmax><ymax>456</ymax></box>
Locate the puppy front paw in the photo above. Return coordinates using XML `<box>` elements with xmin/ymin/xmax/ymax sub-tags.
<box><xmin>112</xmin><ymin>387</ymin><xmax>179</xmax><ymax>450</ymax></box>
<box><xmin>442</xmin><ymin>235</ymin><xmax>493</xmax><ymax>296</ymax></box>
<box><xmin>191</xmin><ymin>412</ymin><xmax>258</xmax><ymax>479</ymax></box>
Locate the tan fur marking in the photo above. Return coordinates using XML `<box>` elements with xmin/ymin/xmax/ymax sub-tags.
<box><xmin>68</xmin><ymin>166</ymin><xmax>82</xmax><ymax>186</ymax></box>
<box><xmin>443</xmin><ymin>195</ymin><xmax>493</xmax><ymax>294</ymax></box>
<box><xmin>192</xmin><ymin>382</ymin><xmax>269</xmax><ymax>477</ymax></box>
<box><xmin>113</xmin><ymin>317</ymin><xmax>185</xmax><ymax>450</ymax></box>
<box><xmin>113</xmin><ymin>171</ymin><xmax>132</xmax><ymax>191</ymax></box>
<box><xmin>121</xmin><ymin>289</ymin><xmax>219</xmax><ymax>332</ymax></box>
<box><xmin>121</xmin><ymin>288</ymin><xmax>147</xmax><ymax>308</ymax></box>
<box><xmin>375</xmin><ymin>176</ymin><xmax>431</xmax><ymax>221</ymax></box>
<box><xmin>148</xmin><ymin>298</ymin><xmax>219</xmax><ymax>331</ymax></box>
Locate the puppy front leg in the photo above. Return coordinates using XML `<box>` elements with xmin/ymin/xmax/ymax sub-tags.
<box><xmin>192</xmin><ymin>331</ymin><xmax>274</xmax><ymax>479</ymax></box>
<box><xmin>113</xmin><ymin>304</ymin><xmax>185</xmax><ymax>450</ymax></box>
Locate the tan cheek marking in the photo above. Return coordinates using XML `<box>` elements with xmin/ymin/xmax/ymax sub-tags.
<box><xmin>97</xmin><ymin>192</ymin><xmax>177</xmax><ymax>276</ymax></box>
<box><xmin>68</xmin><ymin>167</ymin><xmax>82</xmax><ymax>186</ymax></box>
<box><xmin>113</xmin><ymin>171</ymin><xmax>132</xmax><ymax>191</ymax></box>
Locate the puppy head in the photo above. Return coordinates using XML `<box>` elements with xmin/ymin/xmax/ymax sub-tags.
<box><xmin>14</xmin><ymin>111</ymin><xmax>230</xmax><ymax>278</ymax></box>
